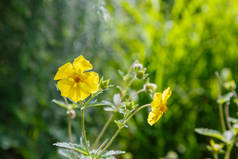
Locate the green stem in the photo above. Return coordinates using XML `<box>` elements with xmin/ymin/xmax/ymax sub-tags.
<box><xmin>93</xmin><ymin>113</ymin><xmax>114</xmax><ymax>148</ymax></box>
<box><xmin>121</xmin><ymin>77</ymin><xmax>136</xmax><ymax>99</ymax></box>
<box><xmin>225</xmin><ymin>101</ymin><xmax>232</xmax><ymax>130</ymax></box>
<box><xmin>97</xmin><ymin>128</ymin><xmax>121</xmax><ymax>157</ymax></box>
<box><xmin>224</xmin><ymin>144</ymin><xmax>233</xmax><ymax>159</ymax></box>
<box><xmin>85</xmin><ymin>104</ymin><xmax>106</xmax><ymax>109</ymax></box>
<box><xmin>215</xmin><ymin>72</ymin><xmax>226</xmax><ymax>132</ymax></box>
<box><xmin>68</xmin><ymin>114</ymin><xmax>77</xmax><ymax>159</ymax></box>
<box><xmin>218</xmin><ymin>103</ymin><xmax>226</xmax><ymax>132</ymax></box>
<box><xmin>81</xmin><ymin>110</ymin><xmax>90</xmax><ymax>155</ymax></box>
<box><xmin>213</xmin><ymin>153</ymin><xmax>218</xmax><ymax>159</ymax></box>
<box><xmin>93</xmin><ymin>75</ymin><xmax>136</xmax><ymax>149</ymax></box>
<box><xmin>97</xmin><ymin>104</ymin><xmax>150</xmax><ymax>157</ymax></box>
<box><xmin>95</xmin><ymin>138</ymin><xmax>109</xmax><ymax>155</ymax></box>
<box><xmin>68</xmin><ymin>114</ymin><xmax>73</xmax><ymax>142</ymax></box>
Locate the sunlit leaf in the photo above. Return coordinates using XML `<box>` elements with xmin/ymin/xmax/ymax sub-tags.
<box><xmin>195</xmin><ymin>128</ymin><xmax>225</xmax><ymax>141</ymax></box>
<box><xmin>54</xmin><ymin>142</ymin><xmax>87</xmax><ymax>155</ymax></box>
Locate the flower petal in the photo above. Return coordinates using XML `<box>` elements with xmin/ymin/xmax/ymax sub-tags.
<box><xmin>54</xmin><ymin>62</ymin><xmax>74</xmax><ymax>80</ymax></box>
<box><xmin>68</xmin><ymin>85</ymin><xmax>90</xmax><ymax>103</ymax></box>
<box><xmin>147</xmin><ymin>110</ymin><xmax>163</xmax><ymax>126</ymax></box>
<box><xmin>162</xmin><ymin>87</ymin><xmax>172</xmax><ymax>105</ymax></box>
<box><xmin>151</xmin><ymin>92</ymin><xmax>162</xmax><ymax>110</ymax></box>
<box><xmin>57</xmin><ymin>78</ymin><xmax>75</xmax><ymax>97</ymax></box>
<box><xmin>83</xmin><ymin>72</ymin><xmax>99</xmax><ymax>93</ymax></box>
<box><xmin>73</xmin><ymin>55</ymin><xmax>93</xmax><ymax>73</ymax></box>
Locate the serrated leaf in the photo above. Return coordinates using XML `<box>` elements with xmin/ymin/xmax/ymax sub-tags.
<box><xmin>195</xmin><ymin>128</ymin><xmax>225</xmax><ymax>141</ymax></box>
<box><xmin>58</xmin><ymin>149</ymin><xmax>82</xmax><ymax>159</ymax></box>
<box><xmin>54</xmin><ymin>142</ymin><xmax>87</xmax><ymax>155</ymax></box>
<box><xmin>102</xmin><ymin>150</ymin><xmax>126</xmax><ymax>157</ymax></box>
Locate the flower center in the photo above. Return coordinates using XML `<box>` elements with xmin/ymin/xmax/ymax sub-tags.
<box><xmin>74</xmin><ymin>77</ymin><xmax>80</xmax><ymax>83</ymax></box>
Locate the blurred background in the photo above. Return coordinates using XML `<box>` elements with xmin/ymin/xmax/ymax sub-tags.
<box><xmin>0</xmin><ymin>0</ymin><xmax>238</xmax><ymax>158</ymax></box>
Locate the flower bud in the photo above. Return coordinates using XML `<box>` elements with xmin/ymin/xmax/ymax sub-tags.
<box><xmin>99</xmin><ymin>78</ymin><xmax>110</xmax><ymax>90</ymax></box>
<box><xmin>67</xmin><ymin>110</ymin><xmax>76</xmax><ymax>119</ymax></box>
<box><xmin>208</xmin><ymin>140</ymin><xmax>224</xmax><ymax>153</ymax></box>
<box><xmin>133</xmin><ymin>60</ymin><xmax>143</xmax><ymax>72</ymax></box>
<box><xmin>223</xmin><ymin>80</ymin><xmax>236</xmax><ymax>91</ymax></box>
<box><xmin>136</xmin><ymin>70</ymin><xmax>145</xmax><ymax>79</ymax></box>
<box><xmin>125</xmin><ymin>100</ymin><xmax>136</xmax><ymax>109</ymax></box>
<box><xmin>144</xmin><ymin>83</ymin><xmax>157</xmax><ymax>93</ymax></box>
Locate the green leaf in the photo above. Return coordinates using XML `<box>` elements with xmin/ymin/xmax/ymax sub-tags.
<box><xmin>102</xmin><ymin>150</ymin><xmax>126</xmax><ymax>157</ymax></box>
<box><xmin>54</xmin><ymin>142</ymin><xmax>88</xmax><ymax>155</ymax></box>
<box><xmin>52</xmin><ymin>99</ymin><xmax>68</xmax><ymax>109</ymax></box>
<box><xmin>228</xmin><ymin>117</ymin><xmax>238</xmax><ymax>124</ymax></box>
<box><xmin>195</xmin><ymin>128</ymin><xmax>225</xmax><ymax>141</ymax></box>
<box><xmin>217</xmin><ymin>92</ymin><xmax>234</xmax><ymax>104</ymax></box>
<box><xmin>58</xmin><ymin>149</ymin><xmax>82</xmax><ymax>159</ymax></box>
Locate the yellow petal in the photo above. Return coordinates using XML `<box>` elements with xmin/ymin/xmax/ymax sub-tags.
<box><xmin>73</xmin><ymin>55</ymin><xmax>92</xmax><ymax>73</ymax></box>
<box><xmin>68</xmin><ymin>85</ymin><xmax>90</xmax><ymax>103</ymax></box>
<box><xmin>147</xmin><ymin>110</ymin><xmax>163</xmax><ymax>126</ymax></box>
<box><xmin>162</xmin><ymin>87</ymin><xmax>172</xmax><ymax>105</ymax></box>
<box><xmin>54</xmin><ymin>62</ymin><xmax>74</xmax><ymax>80</ymax></box>
<box><xmin>57</xmin><ymin>79</ymin><xmax>91</xmax><ymax>103</ymax></box>
<box><xmin>57</xmin><ymin>78</ymin><xmax>75</xmax><ymax>97</ymax></box>
<box><xmin>151</xmin><ymin>92</ymin><xmax>162</xmax><ymax>110</ymax></box>
<box><xmin>83</xmin><ymin>72</ymin><xmax>99</xmax><ymax>93</ymax></box>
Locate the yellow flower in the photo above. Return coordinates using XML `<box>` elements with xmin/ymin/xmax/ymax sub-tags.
<box><xmin>147</xmin><ymin>87</ymin><xmax>172</xmax><ymax>126</ymax></box>
<box><xmin>54</xmin><ymin>55</ymin><xmax>99</xmax><ymax>103</ymax></box>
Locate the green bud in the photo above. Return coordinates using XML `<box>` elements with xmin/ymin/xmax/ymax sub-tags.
<box><xmin>144</xmin><ymin>83</ymin><xmax>157</xmax><ymax>93</ymax></box>
<box><xmin>224</xmin><ymin>80</ymin><xmax>236</xmax><ymax>91</ymax></box>
<box><xmin>125</xmin><ymin>100</ymin><xmax>136</xmax><ymax>109</ymax></box>
<box><xmin>221</xmin><ymin>68</ymin><xmax>232</xmax><ymax>81</ymax></box>
<box><xmin>99</xmin><ymin>77</ymin><xmax>110</xmax><ymax>90</ymax></box>
<box><xmin>208</xmin><ymin>140</ymin><xmax>224</xmax><ymax>153</ymax></box>
<box><xmin>136</xmin><ymin>70</ymin><xmax>145</xmax><ymax>79</ymax></box>
<box><xmin>133</xmin><ymin>60</ymin><xmax>143</xmax><ymax>72</ymax></box>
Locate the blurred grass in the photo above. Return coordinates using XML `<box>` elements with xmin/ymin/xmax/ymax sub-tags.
<box><xmin>0</xmin><ymin>0</ymin><xmax>238</xmax><ymax>159</ymax></box>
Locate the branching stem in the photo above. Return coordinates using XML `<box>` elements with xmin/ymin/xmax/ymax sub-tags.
<box><xmin>97</xmin><ymin>104</ymin><xmax>150</xmax><ymax>157</ymax></box>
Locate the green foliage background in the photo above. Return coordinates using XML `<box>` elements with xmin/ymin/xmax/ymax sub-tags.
<box><xmin>0</xmin><ymin>0</ymin><xmax>238</xmax><ymax>159</ymax></box>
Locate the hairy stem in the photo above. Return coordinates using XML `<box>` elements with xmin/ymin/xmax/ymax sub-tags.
<box><xmin>97</xmin><ymin>104</ymin><xmax>150</xmax><ymax>157</ymax></box>
<box><xmin>81</xmin><ymin>110</ymin><xmax>90</xmax><ymax>155</ymax></box>
<box><xmin>215</xmin><ymin>72</ymin><xmax>226</xmax><ymax>132</ymax></box>
<box><xmin>93</xmin><ymin>113</ymin><xmax>114</xmax><ymax>148</ymax></box>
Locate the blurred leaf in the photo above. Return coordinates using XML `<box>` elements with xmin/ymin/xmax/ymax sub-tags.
<box><xmin>195</xmin><ymin>128</ymin><xmax>225</xmax><ymax>141</ymax></box>
<box><xmin>54</xmin><ymin>142</ymin><xmax>87</xmax><ymax>155</ymax></box>
<box><xmin>102</xmin><ymin>150</ymin><xmax>126</xmax><ymax>157</ymax></box>
<box><xmin>52</xmin><ymin>99</ymin><xmax>69</xmax><ymax>109</ymax></box>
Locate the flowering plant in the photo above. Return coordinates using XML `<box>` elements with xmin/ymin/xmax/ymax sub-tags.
<box><xmin>52</xmin><ymin>55</ymin><xmax>172</xmax><ymax>159</ymax></box>
<box><xmin>195</xmin><ymin>69</ymin><xmax>238</xmax><ymax>159</ymax></box>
